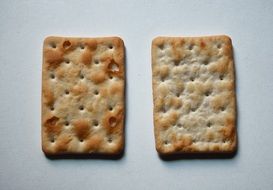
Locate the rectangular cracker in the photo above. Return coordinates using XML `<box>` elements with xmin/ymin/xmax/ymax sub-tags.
<box><xmin>152</xmin><ymin>35</ymin><xmax>237</xmax><ymax>154</ymax></box>
<box><xmin>42</xmin><ymin>36</ymin><xmax>125</xmax><ymax>155</ymax></box>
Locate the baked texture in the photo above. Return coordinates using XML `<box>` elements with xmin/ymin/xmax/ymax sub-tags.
<box><xmin>152</xmin><ymin>35</ymin><xmax>237</xmax><ymax>154</ymax></box>
<box><xmin>42</xmin><ymin>36</ymin><xmax>125</xmax><ymax>155</ymax></box>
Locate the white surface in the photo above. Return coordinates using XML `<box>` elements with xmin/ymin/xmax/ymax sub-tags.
<box><xmin>0</xmin><ymin>0</ymin><xmax>273</xmax><ymax>189</ymax></box>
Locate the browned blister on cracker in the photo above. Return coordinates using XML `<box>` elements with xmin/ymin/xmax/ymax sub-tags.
<box><xmin>152</xmin><ymin>35</ymin><xmax>237</xmax><ymax>154</ymax></box>
<box><xmin>42</xmin><ymin>36</ymin><xmax>125</xmax><ymax>155</ymax></box>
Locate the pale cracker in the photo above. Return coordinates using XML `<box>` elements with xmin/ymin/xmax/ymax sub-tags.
<box><xmin>42</xmin><ymin>36</ymin><xmax>125</xmax><ymax>155</ymax></box>
<box><xmin>152</xmin><ymin>35</ymin><xmax>237</xmax><ymax>154</ymax></box>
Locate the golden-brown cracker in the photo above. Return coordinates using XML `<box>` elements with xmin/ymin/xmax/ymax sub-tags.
<box><xmin>152</xmin><ymin>35</ymin><xmax>237</xmax><ymax>154</ymax></box>
<box><xmin>42</xmin><ymin>36</ymin><xmax>125</xmax><ymax>155</ymax></box>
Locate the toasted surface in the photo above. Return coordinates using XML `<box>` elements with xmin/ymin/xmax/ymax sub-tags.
<box><xmin>152</xmin><ymin>35</ymin><xmax>237</xmax><ymax>154</ymax></box>
<box><xmin>42</xmin><ymin>36</ymin><xmax>125</xmax><ymax>155</ymax></box>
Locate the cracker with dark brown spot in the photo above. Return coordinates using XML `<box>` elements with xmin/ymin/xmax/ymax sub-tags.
<box><xmin>152</xmin><ymin>35</ymin><xmax>237</xmax><ymax>154</ymax></box>
<box><xmin>42</xmin><ymin>36</ymin><xmax>125</xmax><ymax>155</ymax></box>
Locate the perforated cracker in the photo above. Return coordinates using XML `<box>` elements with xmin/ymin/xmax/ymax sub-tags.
<box><xmin>42</xmin><ymin>36</ymin><xmax>125</xmax><ymax>155</ymax></box>
<box><xmin>152</xmin><ymin>35</ymin><xmax>237</xmax><ymax>154</ymax></box>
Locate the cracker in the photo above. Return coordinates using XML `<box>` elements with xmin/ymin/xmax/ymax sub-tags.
<box><xmin>152</xmin><ymin>35</ymin><xmax>237</xmax><ymax>154</ymax></box>
<box><xmin>42</xmin><ymin>36</ymin><xmax>125</xmax><ymax>155</ymax></box>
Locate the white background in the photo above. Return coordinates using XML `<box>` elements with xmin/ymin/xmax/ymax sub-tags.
<box><xmin>0</xmin><ymin>0</ymin><xmax>273</xmax><ymax>189</ymax></box>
